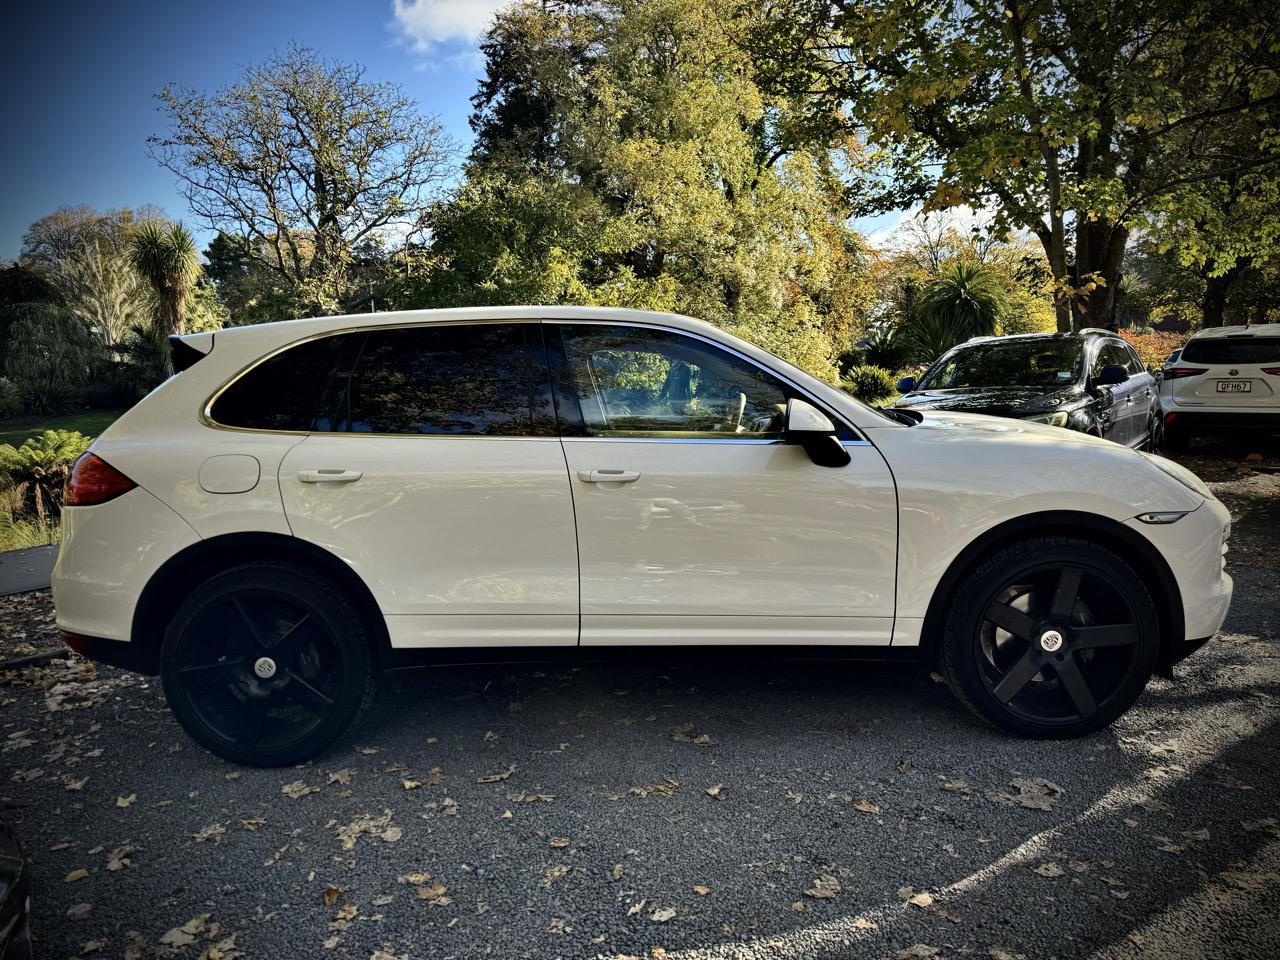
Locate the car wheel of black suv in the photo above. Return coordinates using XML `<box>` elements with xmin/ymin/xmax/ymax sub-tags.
<box><xmin>161</xmin><ymin>562</ymin><xmax>377</xmax><ymax>766</ymax></box>
<box><xmin>942</xmin><ymin>536</ymin><xmax>1159</xmax><ymax>738</ymax></box>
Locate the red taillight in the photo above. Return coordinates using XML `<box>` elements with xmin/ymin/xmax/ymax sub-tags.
<box><xmin>1163</xmin><ymin>367</ymin><xmax>1209</xmax><ymax>379</ymax></box>
<box><xmin>1262</xmin><ymin>367</ymin><xmax>1280</xmax><ymax>375</ymax></box>
<box><xmin>65</xmin><ymin>453</ymin><xmax>136</xmax><ymax>506</ymax></box>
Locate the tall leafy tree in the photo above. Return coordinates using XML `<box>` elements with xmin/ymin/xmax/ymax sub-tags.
<box><xmin>423</xmin><ymin>0</ymin><xmax>873</xmax><ymax>379</ymax></box>
<box><xmin>751</xmin><ymin>0</ymin><xmax>1280</xmax><ymax>330</ymax></box>
<box><xmin>149</xmin><ymin>44</ymin><xmax>454</xmax><ymax>316</ymax></box>
<box><xmin>128</xmin><ymin>221</ymin><xmax>200</xmax><ymax>339</ymax></box>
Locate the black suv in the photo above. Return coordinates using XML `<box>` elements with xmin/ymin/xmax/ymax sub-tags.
<box><xmin>893</xmin><ymin>330</ymin><xmax>1157</xmax><ymax>448</ymax></box>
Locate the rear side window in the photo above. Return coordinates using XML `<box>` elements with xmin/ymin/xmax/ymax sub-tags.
<box><xmin>333</xmin><ymin>323</ymin><xmax>552</xmax><ymax>436</ymax></box>
<box><xmin>209</xmin><ymin>336</ymin><xmax>346</xmax><ymax>431</ymax></box>
<box><xmin>1181</xmin><ymin>336</ymin><xmax>1280</xmax><ymax>365</ymax></box>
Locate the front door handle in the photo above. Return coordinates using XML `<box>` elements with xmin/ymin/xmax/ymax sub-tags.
<box><xmin>297</xmin><ymin>469</ymin><xmax>363</xmax><ymax>484</ymax></box>
<box><xmin>577</xmin><ymin>469</ymin><xmax>641</xmax><ymax>484</ymax></box>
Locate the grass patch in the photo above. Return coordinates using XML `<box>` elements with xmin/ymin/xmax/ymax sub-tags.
<box><xmin>0</xmin><ymin>409</ymin><xmax>123</xmax><ymax>448</ymax></box>
<box><xmin>0</xmin><ymin>515</ymin><xmax>59</xmax><ymax>551</ymax></box>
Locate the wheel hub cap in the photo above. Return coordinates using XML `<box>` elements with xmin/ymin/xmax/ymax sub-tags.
<box><xmin>1038</xmin><ymin>629</ymin><xmax>1064</xmax><ymax>653</ymax></box>
<box><xmin>253</xmin><ymin>656</ymin><xmax>278</xmax><ymax>679</ymax></box>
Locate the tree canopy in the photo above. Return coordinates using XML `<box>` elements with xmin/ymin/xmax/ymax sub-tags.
<box><xmin>750</xmin><ymin>0</ymin><xmax>1280</xmax><ymax>330</ymax></box>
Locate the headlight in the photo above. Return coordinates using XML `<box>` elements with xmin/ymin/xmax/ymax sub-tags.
<box><xmin>1140</xmin><ymin>452</ymin><xmax>1215</xmax><ymax>500</ymax></box>
<box><xmin>1023</xmin><ymin>411</ymin><xmax>1069</xmax><ymax>428</ymax></box>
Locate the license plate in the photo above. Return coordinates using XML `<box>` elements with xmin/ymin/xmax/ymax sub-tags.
<box><xmin>1216</xmin><ymin>381</ymin><xmax>1251</xmax><ymax>392</ymax></box>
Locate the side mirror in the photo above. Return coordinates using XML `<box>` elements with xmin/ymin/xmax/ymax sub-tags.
<box><xmin>896</xmin><ymin>376</ymin><xmax>916</xmax><ymax>393</ymax></box>
<box><xmin>784</xmin><ymin>398</ymin><xmax>851</xmax><ymax>468</ymax></box>
<box><xmin>1096</xmin><ymin>364</ymin><xmax>1129</xmax><ymax>386</ymax></box>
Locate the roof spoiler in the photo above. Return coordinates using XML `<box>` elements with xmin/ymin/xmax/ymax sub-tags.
<box><xmin>168</xmin><ymin>332</ymin><xmax>215</xmax><ymax>372</ymax></box>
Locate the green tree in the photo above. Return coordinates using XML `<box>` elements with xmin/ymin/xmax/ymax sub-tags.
<box><xmin>128</xmin><ymin>221</ymin><xmax>201</xmax><ymax>340</ymax></box>
<box><xmin>150</xmin><ymin>44</ymin><xmax>454</xmax><ymax>316</ymax></box>
<box><xmin>903</xmin><ymin>261</ymin><xmax>1007</xmax><ymax>362</ymax></box>
<box><xmin>57</xmin><ymin>241</ymin><xmax>152</xmax><ymax>351</ymax></box>
<box><xmin>751</xmin><ymin>0</ymin><xmax>1280</xmax><ymax>331</ymax></box>
<box><xmin>421</xmin><ymin>0</ymin><xmax>873</xmax><ymax>379</ymax></box>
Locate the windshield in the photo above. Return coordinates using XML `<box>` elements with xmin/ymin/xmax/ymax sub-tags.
<box><xmin>918</xmin><ymin>338</ymin><xmax>1084</xmax><ymax>390</ymax></box>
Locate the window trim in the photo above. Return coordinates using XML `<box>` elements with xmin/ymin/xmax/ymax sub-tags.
<box><xmin>201</xmin><ymin>319</ymin><xmax>556</xmax><ymax>439</ymax></box>
<box><xmin>542</xmin><ymin>318</ymin><xmax>865</xmax><ymax>443</ymax></box>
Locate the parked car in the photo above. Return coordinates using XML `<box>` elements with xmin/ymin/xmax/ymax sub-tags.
<box><xmin>893</xmin><ymin>330</ymin><xmax>1158</xmax><ymax>447</ymax></box>
<box><xmin>1157</xmin><ymin>324</ymin><xmax>1280</xmax><ymax>451</ymax></box>
<box><xmin>1162</xmin><ymin>348</ymin><xmax>1183</xmax><ymax>370</ymax></box>
<box><xmin>53</xmin><ymin>308</ymin><xmax>1231</xmax><ymax>763</ymax></box>
<box><xmin>0</xmin><ymin>821</ymin><xmax>32</xmax><ymax>960</ymax></box>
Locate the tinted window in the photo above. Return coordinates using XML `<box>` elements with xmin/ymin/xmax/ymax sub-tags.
<box><xmin>556</xmin><ymin>325</ymin><xmax>791</xmax><ymax>437</ymax></box>
<box><xmin>1091</xmin><ymin>341</ymin><xmax>1132</xmax><ymax>377</ymax></box>
<box><xmin>1181</xmin><ymin>336</ymin><xmax>1280</xmax><ymax>365</ymax></box>
<box><xmin>210</xmin><ymin>336</ymin><xmax>346</xmax><ymax>431</ymax></box>
<box><xmin>919</xmin><ymin>338</ymin><xmax>1084</xmax><ymax>391</ymax></box>
<box><xmin>334</xmin><ymin>323</ymin><xmax>550</xmax><ymax>436</ymax></box>
<box><xmin>1123</xmin><ymin>344</ymin><xmax>1145</xmax><ymax>374</ymax></box>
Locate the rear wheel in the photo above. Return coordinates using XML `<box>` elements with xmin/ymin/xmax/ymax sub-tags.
<box><xmin>160</xmin><ymin>562</ymin><xmax>376</xmax><ymax>766</ymax></box>
<box><xmin>941</xmin><ymin>537</ymin><xmax>1159</xmax><ymax>738</ymax></box>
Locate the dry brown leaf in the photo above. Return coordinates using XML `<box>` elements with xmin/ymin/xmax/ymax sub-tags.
<box><xmin>630</xmin><ymin>778</ymin><xmax>681</xmax><ymax>797</ymax></box>
<box><xmin>476</xmin><ymin>764</ymin><xmax>517</xmax><ymax>783</ymax></box>
<box><xmin>65</xmin><ymin>868</ymin><xmax>89</xmax><ymax>882</ymax></box>
<box><xmin>804</xmin><ymin>874</ymin><xmax>840</xmax><ymax>899</ymax></box>
<box><xmin>281</xmin><ymin>780</ymin><xmax>319</xmax><ymax>799</ymax></box>
<box><xmin>852</xmin><ymin>798</ymin><xmax>880</xmax><ymax>814</ymax></box>
<box><xmin>650</xmin><ymin>906</ymin><xmax>676</xmax><ymax>923</ymax></box>
<box><xmin>692</xmin><ymin>884</ymin><xmax>711</xmax><ymax>896</ymax></box>
<box><xmin>415</xmin><ymin>881</ymin><xmax>451</xmax><ymax>905</ymax></box>
<box><xmin>542</xmin><ymin>865</ymin><xmax>570</xmax><ymax>887</ymax></box>
<box><xmin>706</xmin><ymin>784</ymin><xmax>726</xmax><ymax>800</ymax></box>
<box><xmin>1034</xmin><ymin>862</ymin><xmax>1065</xmax><ymax>878</ymax></box>
<box><xmin>550</xmin><ymin>836</ymin><xmax>570</xmax><ymax>847</ymax></box>
<box><xmin>116</xmin><ymin>794</ymin><xmax>136</xmax><ymax>808</ymax></box>
<box><xmin>322</xmin><ymin>885</ymin><xmax>344</xmax><ymax>909</ymax></box>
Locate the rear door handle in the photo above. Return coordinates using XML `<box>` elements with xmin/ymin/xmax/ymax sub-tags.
<box><xmin>297</xmin><ymin>469</ymin><xmax>363</xmax><ymax>484</ymax></box>
<box><xmin>577</xmin><ymin>469</ymin><xmax>641</xmax><ymax>484</ymax></box>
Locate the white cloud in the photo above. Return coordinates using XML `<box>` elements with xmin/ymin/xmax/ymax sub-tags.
<box><xmin>390</xmin><ymin>0</ymin><xmax>510</xmax><ymax>51</ymax></box>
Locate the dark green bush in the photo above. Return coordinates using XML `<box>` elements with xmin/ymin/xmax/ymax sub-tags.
<box><xmin>2</xmin><ymin>305</ymin><xmax>106</xmax><ymax>414</ymax></box>
<box><xmin>842</xmin><ymin>364</ymin><xmax>898</xmax><ymax>405</ymax></box>
<box><xmin>0</xmin><ymin>378</ymin><xmax>20</xmax><ymax>420</ymax></box>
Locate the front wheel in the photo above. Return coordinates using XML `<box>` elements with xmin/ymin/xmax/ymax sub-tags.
<box><xmin>161</xmin><ymin>562</ymin><xmax>376</xmax><ymax>766</ymax></box>
<box><xmin>941</xmin><ymin>537</ymin><xmax>1159</xmax><ymax>738</ymax></box>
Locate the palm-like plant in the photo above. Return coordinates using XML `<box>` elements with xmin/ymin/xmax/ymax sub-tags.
<box><xmin>0</xmin><ymin>430</ymin><xmax>93</xmax><ymax>526</ymax></box>
<box><xmin>904</xmin><ymin>260</ymin><xmax>1008</xmax><ymax>363</ymax></box>
<box><xmin>128</xmin><ymin>221</ymin><xmax>201</xmax><ymax>338</ymax></box>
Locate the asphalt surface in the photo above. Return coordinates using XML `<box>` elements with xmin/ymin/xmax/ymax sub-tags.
<box><xmin>2</xmin><ymin>441</ymin><xmax>1279</xmax><ymax>960</ymax></box>
<box><xmin>0</xmin><ymin>544</ymin><xmax>57</xmax><ymax>597</ymax></box>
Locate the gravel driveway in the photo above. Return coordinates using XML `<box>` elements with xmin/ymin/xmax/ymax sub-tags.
<box><xmin>2</xmin><ymin>443</ymin><xmax>1278</xmax><ymax>960</ymax></box>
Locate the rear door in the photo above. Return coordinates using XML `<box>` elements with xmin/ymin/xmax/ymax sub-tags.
<box><xmin>278</xmin><ymin>322</ymin><xmax>580</xmax><ymax>649</ymax></box>
<box><xmin>1118</xmin><ymin>340</ymin><xmax>1156</xmax><ymax>446</ymax></box>
<box><xmin>1087</xmin><ymin>341</ymin><xmax>1128</xmax><ymax>443</ymax></box>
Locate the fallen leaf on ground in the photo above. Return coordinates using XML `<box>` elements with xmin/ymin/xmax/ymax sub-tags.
<box><xmin>939</xmin><ymin>779</ymin><xmax>971</xmax><ymax>794</ymax></box>
<box><xmin>896</xmin><ymin>947</ymin><xmax>940</xmax><ymax>959</ymax></box>
<box><xmin>415</xmin><ymin>881</ymin><xmax>451</xmax><ymax>905</ymax></box>
<box><xmin>327</xmin><ymin>769</ymin><xmax>354</xmax><ymax>785</ymax></box>
<box><xmin>542</xmin><ymin>865</ymin><xmax>570</xmax><ymax>887</ymax></box>
<box><xmin>322</xmin><ymin>885</ymin><xmax>344</xmax><ymax>909</ymax></box>
<box><xmin>706</xmin><ymin>784</ymin><xmax>726</xmax><ymax>800</ymax></box>
<box><xmin>908</xmin><ymin>891</ymin><xmax>934</xmax><ymax>907</ymax></box>
<box><xmin>66</xmin><ymin>903</ymin><xmax>92</xmax><ymax>919</ymax></box>
<box><xmin>281</xmin><ymin>781</ymin><xmax>319</xmax><ymax>800</ymax></box>
<box><xmin>65</xmin><ymin>868</ymin><xmax>89</xmax><ymax>882</ymax></box>
<box><xmin>239</xmin><ymin>819</ymin><xmax>265</xmax><ymax>832</ymax></box>
<box><xmin>630</xmin><ymin>778</ymin><xmax>680</xmax><ymax>797</ymax></box>
<box><xmin>476</xmin><ymin>764</ymin><xmax>516</xmax><ymax>783</ymax></box>
<box><xmin>160</xmin><ymin>914</ymin><xmax>211</xmax><ymax>948</ymax></box>
<box><xmin>805</xmin><ymin>874</ymin><xmax>840</xmax><ymax>899</ymax></box>
<box><xmin>550</xmin><ymin>836</ymin><xmax>570</xmax><ymax>847</ymax></box>
<box><xmin>650</xmin><ymin>906</ymin><xmax>677</xmax><ymax>923</ymax></box>
<box><xmin>195</xmin><ymin>823</ymin><xmax>226</xmax><ymax>843</ymax></box>
<box><xmin>116</xmin><ymin>794</ymin><xmax>136</xmax><ymax>808</ymax></box>
<box><xmin>1034</xmin><ymin>862</ymin><xmax>1065</xmax><ymax>878</ymax></box>
<box><xmin>693</xmin><ymin>884</ymin><xmax>711</xmax><ymax>895</ymax></box>
<box><xmin>852</xmin><ymin>798</ymin><xmax>880</xmax><ymax>814</ymax></box>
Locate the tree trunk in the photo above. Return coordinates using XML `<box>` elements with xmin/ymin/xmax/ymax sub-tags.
<box><xmin>1073</xmin><ymin>220</ymin><xmax>1129</xmax><ymax>330</ymax></box>
<box><xmin>1200</xmin><ymin>258</ymin><xmax>1247</xmax><ymax>328</ymax></box>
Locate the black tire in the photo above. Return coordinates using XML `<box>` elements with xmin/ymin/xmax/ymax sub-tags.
<box><xmin>941</xmin><ymin>536</ymin><xmax>1159</xmax><ymax>738</ymax></box>
<box><xmin>161</xmin><ymin>562</ymin><xmax>377</xmax><ymax>766</ymax></box>
<box><xmin>1161</xmin><ymin>422</ymin><xmax>1190</xmax><ymax>453</ymax></box>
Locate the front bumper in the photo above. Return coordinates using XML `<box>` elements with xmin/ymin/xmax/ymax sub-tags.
<box><xmin>1125</xmin><ymin>497</ymin><xmax>1233</xmax><ymax>651</ymax></box>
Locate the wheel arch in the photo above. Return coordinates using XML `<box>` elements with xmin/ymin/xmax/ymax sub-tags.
<box><xmin>917</xmin><ymin>510</ymin><xmax>1185</xmax><ymax>674</ymax></box>
<box><xmin>129</xmin><ymin>532</ymin><xmax>392</xmax><ymax>675</ymax></box>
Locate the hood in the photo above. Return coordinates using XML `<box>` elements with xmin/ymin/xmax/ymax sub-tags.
<box><xmin>894</xmin><ymin>384</ymin><xmax>1083</xmax><ymax>418</ymax></box>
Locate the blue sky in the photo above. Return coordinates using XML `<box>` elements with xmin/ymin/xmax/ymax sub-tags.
<box><xmin>0</xmin><ymin>0</ymin><xmax>901</xmax><ymax>261</ymax></box>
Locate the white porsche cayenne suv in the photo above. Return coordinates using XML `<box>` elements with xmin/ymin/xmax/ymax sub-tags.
<box><xmin>53</xmin><ymin>308</ymin><xmax>1233</xmax><ymax>765</ymax></box>
<box><xmin>1158</xmin><ymin>323</ymin><xmax>1280</xmax><ymax>450</ymax></box>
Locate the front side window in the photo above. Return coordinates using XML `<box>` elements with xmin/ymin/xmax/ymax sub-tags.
<box><xmin>1091</xmin><ymin>341</ymin><xmax>1132</xmax><ymax>378</ymax></box>
<box><xmin>332</xmin><ymin>323</ymin><xmax>552</xmax><ymax>436</ymax></box>
<box><xmin>554</xmin><ymin>325</ymin><xmax>791</xmax><ymax>437</ymax></box>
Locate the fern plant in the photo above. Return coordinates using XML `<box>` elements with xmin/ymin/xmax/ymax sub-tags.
<box><xmin>0</xmin><ymin>429</ymin><xmax>93</xmax><ymax>525</ymax></box>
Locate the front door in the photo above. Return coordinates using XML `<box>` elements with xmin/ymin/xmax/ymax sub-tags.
<box><xmin>278</xmin><ymin>321</ymin><xmax>579</xmax><ymax>648</ymax></box>
<box><xmin>548</xmin><ymin>321</ymin><xmax>898</xmax><ymax>646</ymax></box>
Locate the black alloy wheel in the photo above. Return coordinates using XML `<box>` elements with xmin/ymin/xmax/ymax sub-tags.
<box><xmin>161</xmin><ymin>562</ymin><xmax>375</xmax><ymax>766</ymax></box>
<box><xmin>942</xmin><ymin>537</ymin><xmax>1159</xmax><ymax>738</ymax></box>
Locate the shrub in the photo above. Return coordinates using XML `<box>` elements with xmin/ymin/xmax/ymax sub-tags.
<box><xmin>0</xmin><ymin>377</ymin><xmax>20</xmax><ymax>420</ymax></box>
<box><xmin>0</xmin><ymin>514</ymin><xmax>60</xmax><ymax>551</ymax></box>
<box><xmin>842</xmin><ymin>364</ymin><xmax>898</xmax><ymax>405</ymax></box>
<box><xmin>2</xmin><ymin>304</ymin><xmax>106</xmax><ymax>414</ymax></box>
<box><xmin>0</xmin><ymin>429</ymin><xmax>93</xmax><ymax>526</ymax></box>
<box><xmin>862</xmin><ymin>324</ymin><xmax>909</xmax><ymax>370</ymax></box>
<box><xmin>1118</xmin><ymin>329</ymin><xmax>1186</xmax><ymax>371</ymax></box>
<box><xmin>836</xmin><ymin>346</ymin><xmax>867</xmax><ymax>379</ymax></box>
